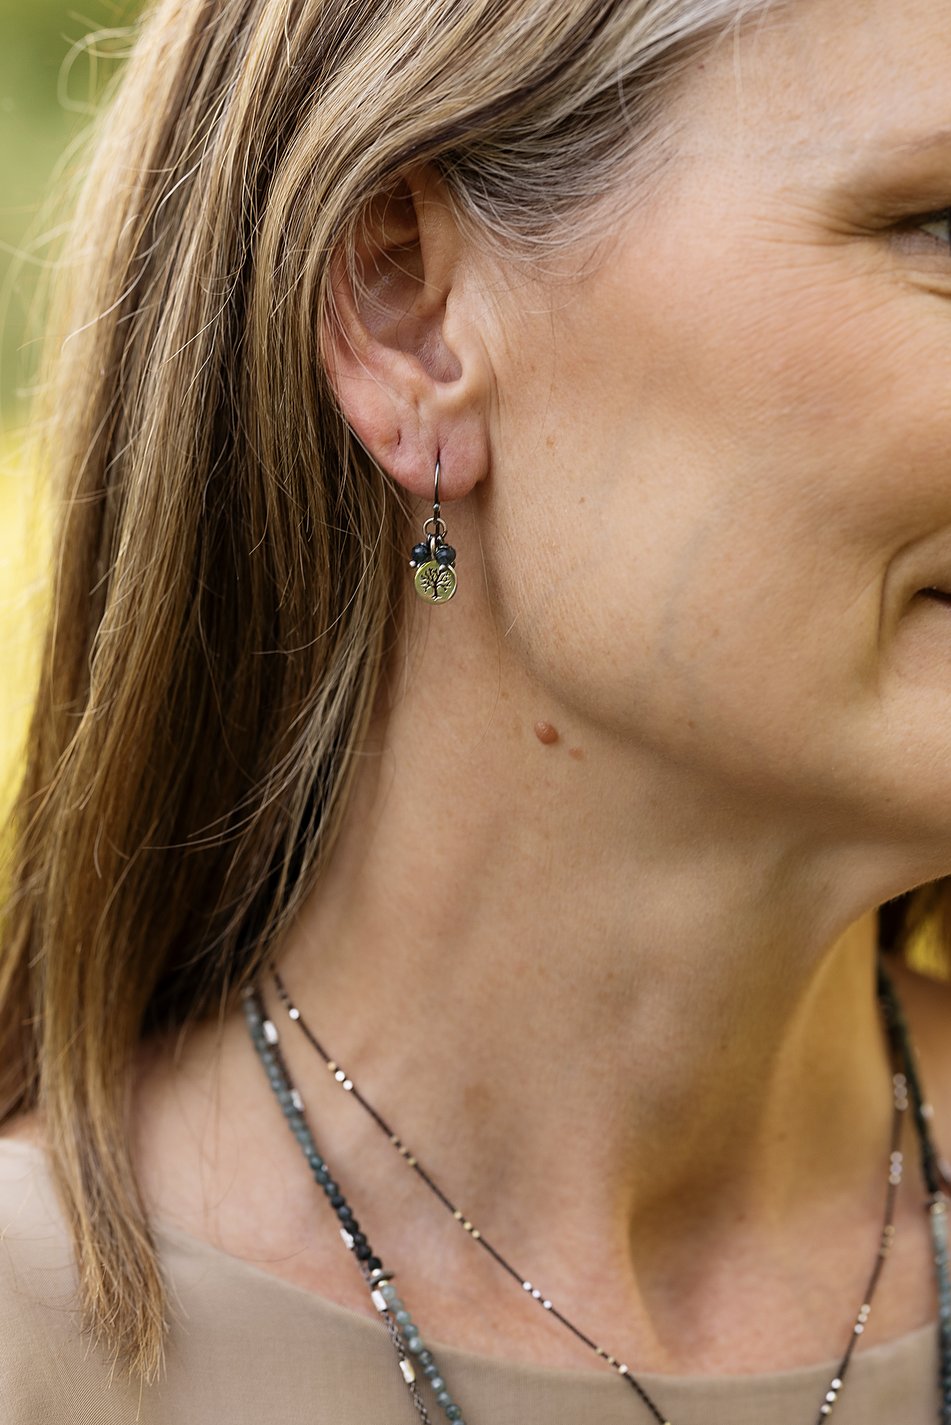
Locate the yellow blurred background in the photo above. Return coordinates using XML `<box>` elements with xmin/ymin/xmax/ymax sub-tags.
<box><xmin>0</xmin><ymin>0</ymin><xmax>140</xmax><ymax>803</ymax></box>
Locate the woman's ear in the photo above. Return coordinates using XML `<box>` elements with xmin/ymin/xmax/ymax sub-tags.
<box><xmin>323</xmin><ymin>165</ymin><xmax>490</xmax><ymax>501</ymax></box>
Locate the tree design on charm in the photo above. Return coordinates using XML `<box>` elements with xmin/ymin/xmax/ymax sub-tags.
<box><xmin>414</xmin><ymin>560</ymin><xmax>456</xmax><ymax>602</ymax></box>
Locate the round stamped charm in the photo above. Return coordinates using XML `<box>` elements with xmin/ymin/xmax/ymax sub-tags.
<box><xmin>414</xmin><ymin>559</ymin><xmax>456</xmax><ymax>603</ymax></box>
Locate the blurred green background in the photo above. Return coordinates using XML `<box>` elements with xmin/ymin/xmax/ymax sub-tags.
<box><xmin>0</xmin><ymin>0</ymin><xmax>140</xmax><ymax>800</ymax></box>
<box><xmin>1</xmin><ymin>0</ymin><xmax>142</xmax><ymax>418</ymax></box>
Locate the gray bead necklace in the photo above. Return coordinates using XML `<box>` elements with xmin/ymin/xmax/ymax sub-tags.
<box><xmin>240</xmin><ymin>951</ymin><xmax>951</xmax><ymax>1425</ymax></box>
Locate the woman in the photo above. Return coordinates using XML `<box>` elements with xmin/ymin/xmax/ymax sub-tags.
<box><xmin>2</xmin><ymin>0</ymin><xmax>951</xmax><ymax>1419</ymax></box>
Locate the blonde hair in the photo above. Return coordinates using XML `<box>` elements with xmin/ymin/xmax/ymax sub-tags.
<box><xmin>1</xmin><ymin>0</ymin><xmax>941</xmax><ymax>1391</ymax></box>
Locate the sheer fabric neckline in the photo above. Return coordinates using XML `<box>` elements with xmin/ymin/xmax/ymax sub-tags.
<box><xmin>1</xmin><ymin>1134</ymin><xmax>938</xmax><ymax>1392</ymax></box>
<box><xmin>152</xmin><ymin>1197</ymin><xmax>937</xmax><ymax>1388</ymax></box>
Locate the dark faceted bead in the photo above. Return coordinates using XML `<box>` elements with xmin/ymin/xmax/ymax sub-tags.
<box><xmin>329</xmin><ymin>1193</ymin><xmax>345</xmax><ymax>1208</ymax></box>
<box><xmin>355</xmin><ymin>1242</ymin><xmax>373</xmax><ymax>1261</ymax></box>
<box><xmin>367</xmin><ymin>1256</ymin><xmax>382</xmax><ymax>1272</ymax></box>
<box><xmin>418</xmin><ymin>1350</ymin><xmax>434</xmax><ymax>1366</ymax></box>
<box><xmin>435</xmin><ymin>544</ymin><xmax>456</xmax><ymax>566</ymax></box>
<box><xmin>411</xmin><ymin>542</ymin><xmax>431</xmax><ymax>564</ymax></box>
<box><xmin>336</xmin><ymin>1205</ymin><xmax>354</xmax><ymax>1223</ymax></box>
<box><xmin>350</xmin><ymin>1231</ymin><xmax>367</xmax><ymax>1248</ymax></box>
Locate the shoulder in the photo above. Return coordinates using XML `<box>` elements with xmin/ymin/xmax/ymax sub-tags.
<box><xmin>0</xmin><ymin>1128</ymin><xmax>132</xmax><ymax>1423</ymax></box>
<box><xmin>0</xmin><ymin>1130</ymin><xmax>82</xmax><ymax>1380</ymax></box>
<box><xmin>0</xmin><ymin>1125</ymin><xmax>79</xmax><ymax>1312</ymax></box>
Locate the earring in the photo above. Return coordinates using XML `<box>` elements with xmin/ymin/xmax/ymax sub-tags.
<box><xmin>408</xmin><ymin>458</ymin><xmax>457</xmax><ymax>603</ymax></box>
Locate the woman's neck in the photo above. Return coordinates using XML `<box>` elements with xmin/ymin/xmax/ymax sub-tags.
<box><xmin>131</xmin><ymin>652</ymin><xmax>950</xmax><ymax>1372</ymax></box>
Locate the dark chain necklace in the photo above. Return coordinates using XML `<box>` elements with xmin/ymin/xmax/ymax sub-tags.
<box><xmin>240</xmin><ymin>951</ymin><xmax>951</xmax><ymax>1425</ymax></box>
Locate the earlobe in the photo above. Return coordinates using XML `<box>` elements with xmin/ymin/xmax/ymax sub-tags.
<box><xmin>322</xmin><ymin>165</ymin><xmax>489</xmax><ymax>503</ymax></box>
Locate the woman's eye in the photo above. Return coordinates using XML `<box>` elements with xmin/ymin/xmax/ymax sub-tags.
<box><xmin>911</xmin><ymin>207</ymin><xmax>951</xmax><ymax>249</ymax></box>
<box><xmin>887</xmin><ymin>206</ymin><xmax>951</xmax><ymax>261</ymax></box>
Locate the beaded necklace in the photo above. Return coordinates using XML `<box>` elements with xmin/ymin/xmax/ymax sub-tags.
<box><xmin>240</xmin><ymin>951</ymin><xmax>951</xmax><ymax>1425</ymax></box>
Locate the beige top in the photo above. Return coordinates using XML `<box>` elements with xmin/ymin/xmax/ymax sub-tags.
<box><xmin>0</xmin><ymin>1137</ymin><xmax>940</xmax><ymax>1425</ymax></box>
